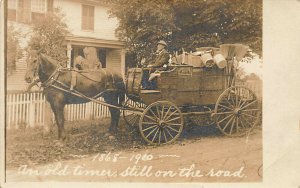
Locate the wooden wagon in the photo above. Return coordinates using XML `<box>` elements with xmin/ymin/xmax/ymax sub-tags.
<box><xmin>123</xmin><ymin>62</ymin><xmax>261</xmax><ymax>145</ymax></box>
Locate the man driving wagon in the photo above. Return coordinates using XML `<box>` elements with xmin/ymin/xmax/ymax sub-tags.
<box><xmin>141</xmin><ymin>40</ymin><xmax>170</xmax><ymax>90</ymax></box>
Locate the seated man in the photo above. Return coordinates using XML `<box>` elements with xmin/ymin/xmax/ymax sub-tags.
<box><xmin>142</xmin><ymin>40</ymin><xmax>170</xmax><ymax>89</ymax></box>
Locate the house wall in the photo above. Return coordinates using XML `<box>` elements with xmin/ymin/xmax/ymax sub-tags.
<box><xmin>55</xmin><ymin>0</ymin><xmax>119</xmax><ymax>41</ymax></box>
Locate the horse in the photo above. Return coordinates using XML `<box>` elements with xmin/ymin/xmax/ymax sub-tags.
<box><xmin>24</xmin><ymin>52</ymin><xmax>125</xmax><ymax>141</ymax></box>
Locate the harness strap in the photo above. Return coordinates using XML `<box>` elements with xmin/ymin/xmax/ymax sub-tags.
<box><xmin>41</xmin><ymin>67</ymin><xmax>61</xmax><ymax>88</ymax></box>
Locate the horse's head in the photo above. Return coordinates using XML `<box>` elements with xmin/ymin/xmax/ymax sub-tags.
<box><xmin>24</xmin><ymin>50</ymin><xmax>40</xmax><ymax>83</ymax></box>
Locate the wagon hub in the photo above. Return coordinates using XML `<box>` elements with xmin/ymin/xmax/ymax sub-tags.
<box><xmin>234</xmin><ymin>107</ymin><xmax>241</xmax><ymax>115</ymax></box>
<box><xmin>158</xmin><ymin>120</ymin><xmax>167</xmax><ymax>128</ymax></box>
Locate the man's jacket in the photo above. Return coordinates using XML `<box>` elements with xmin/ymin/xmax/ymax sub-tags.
<box><xmin>149</xmin><ymin>49</ymin><xmax>169</xmax><ymax>68</ymax></box>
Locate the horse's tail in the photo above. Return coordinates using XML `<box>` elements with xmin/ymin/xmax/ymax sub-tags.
<box><xmin>118</xmin><ymin>91</ymin><xmax>125</xmax><ymax>107</ymax></box>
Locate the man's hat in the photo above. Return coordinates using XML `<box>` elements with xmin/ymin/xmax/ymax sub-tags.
<box><xmin>157</xmin><ymin>40</ymin><xmax>167</xmax><ymax>47</ymax></box>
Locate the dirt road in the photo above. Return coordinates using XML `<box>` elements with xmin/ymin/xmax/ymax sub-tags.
<box><xmin>6</xmin><ymin>128</ymin><xmax>262</xmax><ymax>183</ymax></box>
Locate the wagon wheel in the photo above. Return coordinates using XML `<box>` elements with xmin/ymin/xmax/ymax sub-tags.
<box><xmin>122</xmin><ymin>98</ymin><xmax>146</xmax><ymax>134</ymax></box>
<box><xmin>214</xmin><ymin>86</ymin><xmax>261</xmax><ymax>137</ymax></box>
<box><xmin>139</xmin><ymin>101</ymin><xmax>184</xmax><ymax>145</ymax></box>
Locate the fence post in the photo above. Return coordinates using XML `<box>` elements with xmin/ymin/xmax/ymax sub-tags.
<box><xmin>44</xmin><ymin>101</ymin><xmax>53</xmax><ymax>133</ymax></box>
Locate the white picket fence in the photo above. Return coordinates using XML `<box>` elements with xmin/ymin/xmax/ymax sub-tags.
<box><xmin>6</xmin><ymin>91</ymin><xmax>111</xmax><ymax>129</ymax></box>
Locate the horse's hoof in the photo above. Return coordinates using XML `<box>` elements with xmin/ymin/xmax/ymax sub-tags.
<box><xmin>104</xmin><ymin>132</ymin><xmax>111</xmax><ymax>137</ymax></box>
<box><xmin>54</xmin><ymin>140</ymin><xmax>65</xmax><ymax>147</ymax></box>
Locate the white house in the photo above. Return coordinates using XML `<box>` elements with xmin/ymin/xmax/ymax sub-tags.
<box><xmin>7</xmin><ymin>0</ymin><xmax>125</xmax><ymax>91</ymax></box>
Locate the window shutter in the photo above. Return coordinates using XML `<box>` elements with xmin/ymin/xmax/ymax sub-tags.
<box><xmin>89</xmin><ymin>6</ymin><xmax>94</xmax><ymax>30</ymax></box>
<box><xmin>82</xmin><ymin>5</ymin><xmax>94</xmax><ymax>31</ymax></box>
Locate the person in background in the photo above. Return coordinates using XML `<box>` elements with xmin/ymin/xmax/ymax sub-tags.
<box><xmin>142</xmin><ymin>40</ymin><xmax>170</xmax><ymax>89</ymax></box>
<box><xmin>74</xmin><ymin>47</ymin><xmax>101</xmax><ymax>70</ymax></box>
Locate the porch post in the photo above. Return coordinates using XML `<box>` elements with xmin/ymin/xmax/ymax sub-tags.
<box><xmin>120</xmin><ymin>49</ymin><xmax>126</xmax><ymax>80</ymax></box>
<box><xmin>67</xmin><ymin>42</ymin><xmax>72</xmax><ymax>68</ymax></box>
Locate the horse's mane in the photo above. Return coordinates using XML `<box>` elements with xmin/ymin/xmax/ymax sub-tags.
<box><xmin>40</xmin><ymin>53</ymin><xmax>61</xmax><ymax>66</ymax></box>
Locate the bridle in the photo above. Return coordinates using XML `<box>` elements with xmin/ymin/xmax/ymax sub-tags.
<box><xmin>30</xmin><ymin>54</ymin><xmax>61</xmax><ymax>88</ymax></box>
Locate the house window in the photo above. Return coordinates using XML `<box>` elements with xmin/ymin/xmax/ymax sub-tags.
<box><xmin>82</xmin><ymin>5</ymin><xmax>94</xmax><ymax>31</ymax></box>
<box><xmin>8</xmin><ymin>0</ymin><xmax>17</xmax><ymax>21</ymax></box>
<box><xmin>31</xmin><ymin>0</ymin><xmax>46</xmax><ymax>22</ymax></box>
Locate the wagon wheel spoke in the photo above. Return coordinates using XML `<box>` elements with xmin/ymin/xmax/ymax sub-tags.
<box><xmin>146</xmin><ymin>126</ymin><xmax>159</xmax><ymax>139</ymax></box>
<box><xmin>238</xmin><ymin>116</ymin><xmax>246</xmax><ymax>129</ymax></box>
<box><xmin>241</xmin><ymin>112</ymin><xmax>258</xmax><ymax>119</ymax></box>
<box><xmin>217</xmin><ymin>113</ymin><xmax>234</xmax><ymax>124</ymax></box>
<box><xmin>164</xmin><ymin>110</ymin><xmax>178</xmax><ymax>122</ymax></box>
<box><xmin>242</xmin><ymin>108</ymin><xmax>260</xmax><ymax>112</ymax></box>
<box><xmin>240</xmin><ymin>115</ymin><xmax>252</xmax><ymax>128</ymax></box>
<box><xmin>151</xmin><ymin>128</ymin><xmax>160</xmax><ymax>142</ymax></box>
<box><xmin>141</xmin><ymin>124</ymin><xmax>158</xmax><ymax>132</ymax></box>
<box><xmin>161</xmin><ymin>105</ymin><xmax>165</xmax><ymax>120</ymax></box>
<box><xmin>165</xmin><ymin>127</ymin><xmax>175</xmax><ymax>138</ymax></box>
<box><xmin>218</xmin><ymin>104</ymin><xmax>234</xmax><ymax>111</ymax></box>
<box><xmin>149</xmin><ymin>108</ymin><xmax>159</xmax><ymax>120</ymax></box>
<box><xmin>165</xmin><ymin>116</ymin><xmax>181</xmax><ymax>123</ymax></box>
<box><xmin>156</xmin><ymin>106</ymin><xmax>161</xmax><ymax>119</ymax></box>
<box><xmin>158</xmin><ymin>130</ymin><xmax>162</xmax><ymax>144</ymax></box>
<box><xmin>165</xmin><ymin>123</ymin><xmax>182</xmax><ymax>126</ymax></box>
<box><xmin>163</xmin><ymin>106</ymin><xmax>172</xmax><ymax>120</ymax></box>
<box><xmin>142</xmin><ymin>121</ymin><xmax>157</xmax><ymax>125</ymax></box>
<box><xmin>214</xmin><ymin>111</ymin><xmax>234</xmax><ymax>115</ymax></box>
<box><xmin>163</xmin><ymin>130</ymin><xmax>168</xmax><ymax>143</ymax></box>
<box><xmin>221</xmin><ymin>115</ymin><xmax>235</xmax><ymax>131</ymax></box>
<box><xmin>144</xmin><ymin>114</ymin><xmax>157</xmax><ymax>122</ymax></box>
<box><xmin>165</xmin><ymin>125</ymin><xmax>181</xmax><ymax>133</ymax></box>
<box><xmin>236</xmin><ymin>117</ymin><xmax>239</xmax><ymax>133</ymax></box>
<box><xmin>126</xmin><ymin>114</ymin><xmax>139</xmax><ymax>125</ymax></box>
<box><xmin>240</xmin><ymin>100</ymin><xmax>257</xmax><ymax>110</ymax></box>
<box><xmin>229</xmin><ymin>117</ymin><xmax>236</xmax><ymax>135</ymax></box>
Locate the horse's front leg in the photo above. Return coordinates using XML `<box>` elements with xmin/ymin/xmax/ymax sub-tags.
<box><xmin>49</xmin><ymin>100</ymin><xmax>66</xmax><ymax>141</ymax></box>
<box><xmin>108</xmin><ymin>107</ymin><xmax>121</xmax><ymax>134</ymax></box>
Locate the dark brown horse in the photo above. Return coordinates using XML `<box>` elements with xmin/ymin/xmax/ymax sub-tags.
<box><xmin>25</xmin><ymin>53</ymin><xmax>125</xmax><ymax>141</ymax></box>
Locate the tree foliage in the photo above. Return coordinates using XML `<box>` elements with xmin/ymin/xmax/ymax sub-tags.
<box><xmin>7</xmin><ymin>25</ymin><xmax>22</xmax><ymax>74</ymax></box>
<box><xmin>27</xmin><ymin>9</ymin><xmax>69</xmax><ymax>65</ymax></box>
<box><xmin>107</xmin><ymin>0</ymin><xmax>262</xmax><ymax>65</ymax></box>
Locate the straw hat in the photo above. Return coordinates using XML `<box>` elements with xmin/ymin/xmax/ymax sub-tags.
<box><xmin>158</xmin><ymin>40</ymin><xmax>167</xmax><ymax>47</ymax></box>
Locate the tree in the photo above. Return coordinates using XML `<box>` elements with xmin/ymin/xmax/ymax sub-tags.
<box><xmin>7</xmin><ymin>25</ymin><xmax>22</xmax><ymax>75</ymax></box>
<box><xmin>107</xmin><ymin>0</ymin><xmax>262</xmax><ymax>65</ymax></box>
<box><xmin>27</xmin><ymin>8</ymin><xmax>69</xmax><ymax>65</ymax></box>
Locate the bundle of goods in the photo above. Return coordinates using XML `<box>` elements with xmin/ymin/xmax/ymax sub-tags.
<box><xmin>172</xmin><ymin>52</ymin><xmax>204</xmax><ymax>67</ymax></box>
<box><xmin>172</xmin><ymin>44</ymin><xmax>249</xmax><ymax>69</ymax></box>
